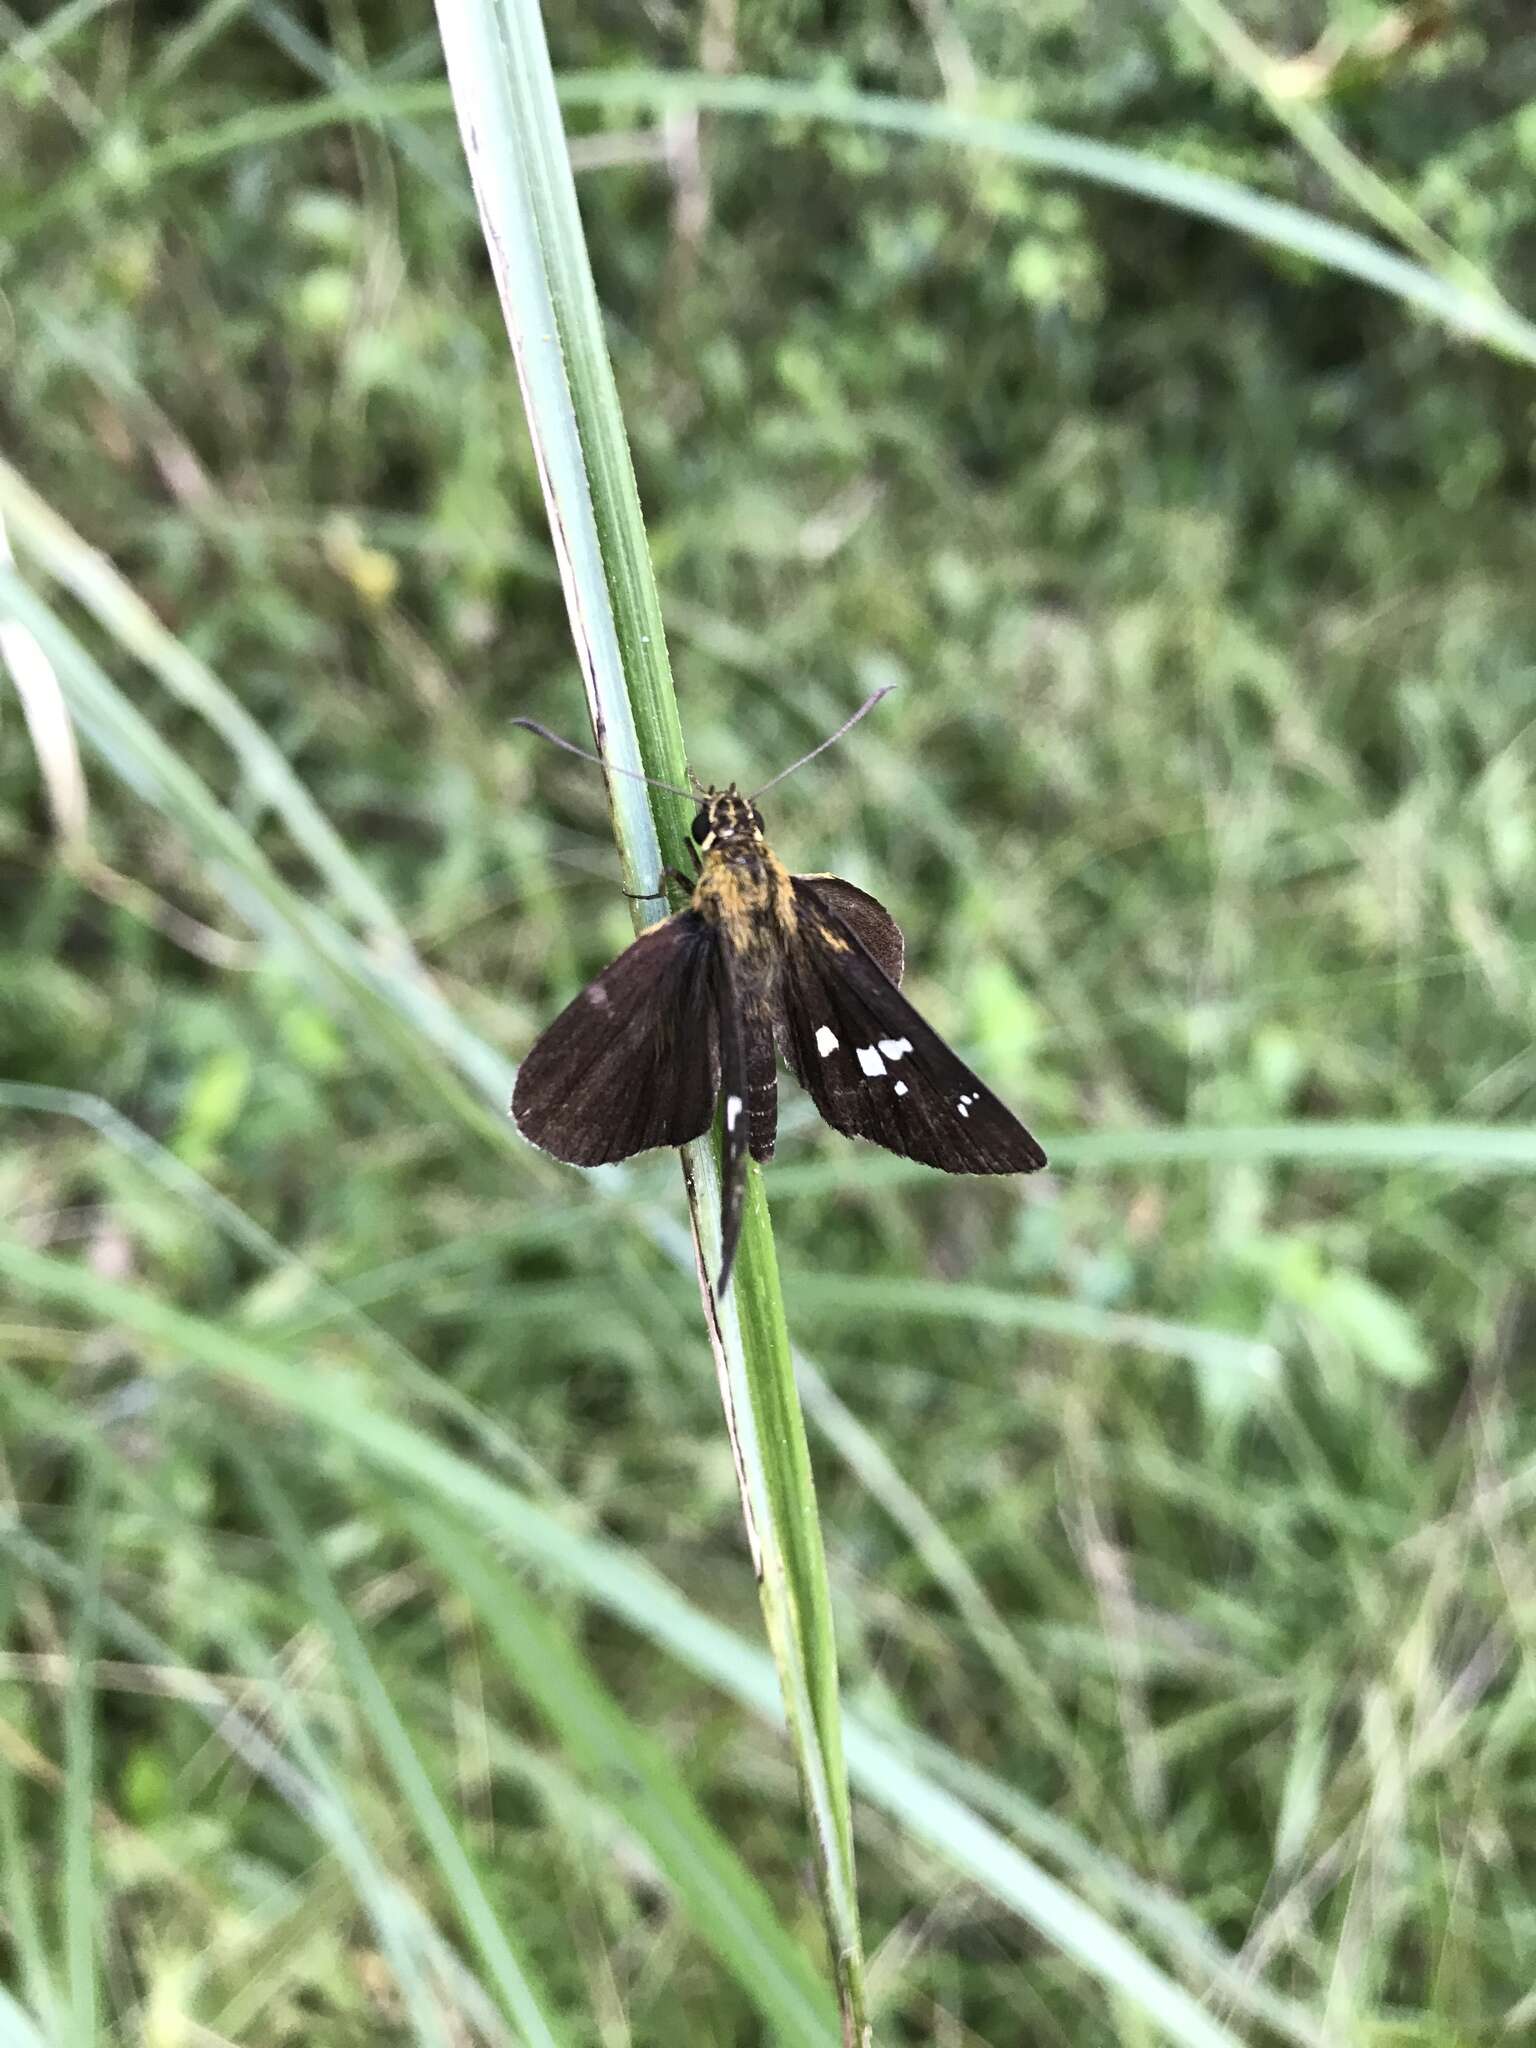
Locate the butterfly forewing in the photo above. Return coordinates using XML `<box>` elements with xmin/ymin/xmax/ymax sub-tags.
<box><xmin>781</xmin><ymin>879</ymin><xmax>1047</xmax><ymax>1174</ymax></box>
<box><xmin>512</xmin><ymin>911</ymin><xmax>721</xmax><ymax>1165</ymax></box>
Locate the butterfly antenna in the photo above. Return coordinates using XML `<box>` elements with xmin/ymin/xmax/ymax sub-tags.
<box><xmin>749</xmin><ymin>686</ymin><xmax>895</xmax><ymax>799</ymax></box>
<box><xmin>512</xmin><ymin>718</ymin><xmax>694</xmax><ymax>800</ymax></box>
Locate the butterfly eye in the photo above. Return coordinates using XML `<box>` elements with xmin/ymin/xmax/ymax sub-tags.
<box><xmin>751</xmin><ymin>806</ymin><xmax>765</xmax><ymax>832</ymax></box>
<box><xmin>690</xmin><ymin>809</ymin><xmax>711</xmax><ymax>845</ymax></box>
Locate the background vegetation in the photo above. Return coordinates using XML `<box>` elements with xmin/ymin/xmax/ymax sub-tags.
<box><xmin>4</xmin><ymin>2</ymin><xmax>1536</xmax><ymax>2041</ymax></box>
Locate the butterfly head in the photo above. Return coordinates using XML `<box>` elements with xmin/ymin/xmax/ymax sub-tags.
<box><xmin>690</xmin><ymin>785</ymin><xmax>765</xmax><ymax>854</ymax></box>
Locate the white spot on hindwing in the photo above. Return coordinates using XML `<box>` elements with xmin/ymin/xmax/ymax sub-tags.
<box><xmin>815</xmin><ymin>1026</ymin><xmax>839</xmax><ymax>1057</ymax></box>
<box><xmin>894</xmin><ymin>1080</ymin><xmax>908</xmax><ymax>1097</ymax></box>
<box><xmin>856</xmin><ymin>1045</ymin><xmax>886</xmax><ymax>1077</ymax></box>
<box><xmin>587</xmin><ymin>984</ymin><xmax>608</xmax><ymax>1007</ymax></box>
<box><xmin>726</xmin><ymin>1094</ymin><xmax>743</xmax><ymax>1131</ymax></box>
<box><xmin>877</xmin><ymin>1038</ymin><xmax>912</xmax><ymax>1061</ymax></box>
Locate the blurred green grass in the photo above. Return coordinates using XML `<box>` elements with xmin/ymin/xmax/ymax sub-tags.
<box><xmin>4</xmin><ymin>1</ymin><xmax>1536</xmax><ymax>2042</ymax></box>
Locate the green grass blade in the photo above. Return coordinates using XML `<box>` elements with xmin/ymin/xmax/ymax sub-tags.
<box><xmin>11</xmin><ymin>62</ymin><xmax>1532</xmax><ymax>363</ymax></box>
<box><xmin>4</xmin><ymin>1090</ymin><xmax>1309</xmax><ymax>2040</ymax></box>
<box><xmin>0</xmin><ymin>1245</ymin><xmax>1261</xmax><ymax>2047</ymax></box>
<box><xmin>0</xmin><ymin>1754</ymin><xmax>58</xmax><ymax>2045</ymax></box>
<box><xmin>62</xmin><ymin>1466</ymin><xmax>101</xmax><ymax>2044</ymax></box>
<box><xmin>836</xmin><ymin>1726</ymin><xmax>1249</xmax><ymax>2048</ymax></box>
<box><xmin>11</xmin><ymin>1071</ymin><xmax>1288</xmax><ymax>2035</ymax></box>
<box><xmin>0</xmin><ymin>1547</ymin><xmax>58</xmax><ymax>2041</ymax></box>
<box><xmin>882</xmin><ymin>1725</ymin><xmax>1325</xmax><ymax>2048</ymax></box>
<box><xmin>1</xmin><ymin>1244</ymin><xmax>829</xmax><ymax>2042</ymax></box>
<box><xmin>0</xmin><ymin>1987</ymin><xmax>51</xmax><ymax>2048</ymax></box>
<box><xmin>0</xmin><ymin>1463</ymin><xmax>471</xmax><ymax>2048</ymax></box>
<box><xmin>787</xmin><ymin>1273</ymin><xmax>1280</xmax><ymax>1379</ymax></box>
<box><xmin>552</xmin><ymin>71</ymin><xmax>1536</xmax><ymax>367</ymax></box>
<box><xmin>432</xmin><ymin>2</ymin><xmax>871</xmax><ymax>2032</ymax></box>
<box><xmin>0</xmin><ymin>1084</ymin><xmax>552</xmax><ymax>1493</ymax></box>
<box><xmin>700</xmin><ymin>1172</ymin><xmax>866</xmax><ymax>2020</ymax></box>
<box><xmin>431</xmin><ymin>1</ymin><xmax>684</xmax><ymax>875</ymax></box>
<box><xmin>404</xmin><ymin>1500</ymin><xmax>841</xmax><ymax>2048</ymax></box>
<box><xmin>1170</xmin><ymin>0</ymin><xmax>1484</xmax><ymax>289</ymax></box>
<box><xmin>770</xmin><ymin>1120</ymin><xmax>1536</xmax><ymax>1200</ymax></box>
<box><xmin>795</xmin><ymin>1354</ymin><xmax>1084</xmax><ymax>1743</ymax></box>
<box><xmin>0</xmin><ymin>566</ymin><xmax>514</xmax><ymax>1135</ymax></box>
<box><xmin>64</xmin><ymin>64</ymin><xmax>1526</xmax><ymax>366</ymax></box>
<box><xmin>0</xmin><ymin>0</ymin><xmax>116</xmax><ymax>87</ymax></box>
<box><xmin>0</xmin><ymin>456</ymin><xmax>412</xmax><ymax>950</ymax></box>
<box><xmin>232</xmin><ymin>1450</ymin><xmax>571</xmax><ymax>2048</ymax></box>
<box><xmin>1056</xmin><ymin>1123</ymin><xmax>1536</xmax><ymax>1169</ymax></box>
<box><xmin>7</xmin><ymin>1069</ymin><xmax>1292</xmax><ymax>2036</ymax></box>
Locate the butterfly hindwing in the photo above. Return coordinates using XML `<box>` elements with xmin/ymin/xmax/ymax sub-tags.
<box><xmin>512</xmin><ymin>911</ymin><xmax>720</xmax><ymax>1165</ymax></box>
<box><xmin>781</xmin><ymin>878</ymin><xmax>1047</xmax><ymax>1174</ymax></box>
<box><xmin>788</xmin><ymin>874</ymin><xmax>904</xmax><ymax>985</ymax></box>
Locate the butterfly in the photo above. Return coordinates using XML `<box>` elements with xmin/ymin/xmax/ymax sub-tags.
<box><xmin>511</xmin><ymin>698</ymin><xmax>1047</xmax><ymax>1295</ymax></box>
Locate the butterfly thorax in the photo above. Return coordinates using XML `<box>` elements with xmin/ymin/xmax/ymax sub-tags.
<box><xmin>690</xmin><ymin>787</ymin><xmax>798</xmax><ymax>957</ymax></box>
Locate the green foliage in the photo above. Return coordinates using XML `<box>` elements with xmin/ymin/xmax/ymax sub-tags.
<box><xmin>4</xmin><ymin>2</ymin><xmax>1536</xmax><ymax>2043</ymax></box>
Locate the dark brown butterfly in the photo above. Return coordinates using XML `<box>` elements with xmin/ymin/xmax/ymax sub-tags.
<box><xmin>511</xmin><ymin>698</ymin><xmax>1046</xmax><ymax>1294</ymax></box>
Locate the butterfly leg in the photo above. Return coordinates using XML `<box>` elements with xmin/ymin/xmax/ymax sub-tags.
<box><xmin>622</xmin><ymin>866</ymin><xmax>697</xmax><ymax>903</ymax></box>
